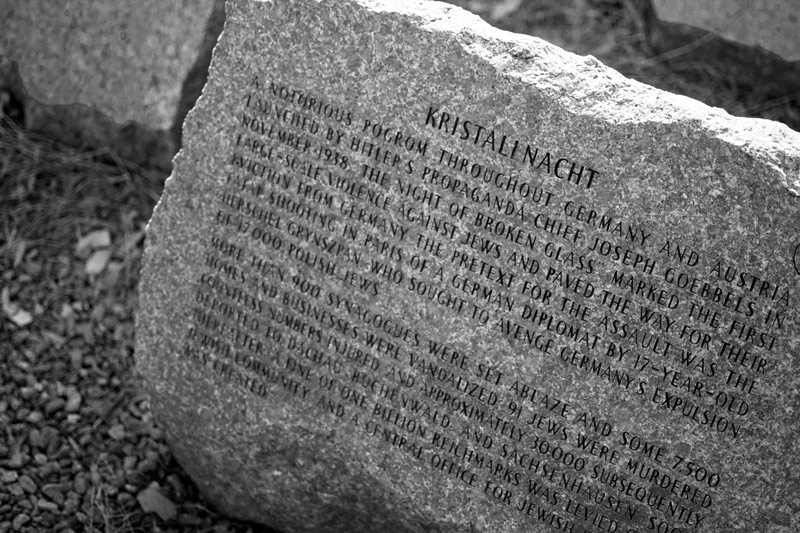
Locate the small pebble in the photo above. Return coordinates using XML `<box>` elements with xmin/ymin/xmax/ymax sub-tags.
<box><xmin>28</xmin><ymin>429</ymin><xmax>44</xmax><ymax>449</ymax></box>
<box><xmin>33</xmin><ymin>453</ymin><xmax>48</xmax><ymax>465</ymax></box>
<box><xmin>42</xmin><ymin>484</ymin><xmax>65</xmax><ymax>505</ymax></box>
<box><xmin>69</xmin><ymin>349</ymin><xmax>82</xmax><ymax>368</ymax></box>
<box><xmin>36</xmin><ymin>499</ymin><xmax>60</xmax><ymax>513</ymax></box>
<box><xmin>40</xmin><ymin>426</ymin><xmax>59</xmax><ymax>448</ymax></box>
<box><xmin>45</xmin><ymin>438</ymin><xmax>61</xmax><ymax>457</ymax></box>
<box><xmin>38</xmin><ymin>462</ymin><xmax>59</xmax><ymax>478</ymax></box>
<box><xmin>44</xmin><ymin>399</ymin><xmax>65</xmax><ymax>415</ymax></box>
<box><xmin>73</xmin><ymin>475</ymin><xmax>88</xmax><ymax>495</ymax></box>
<box><xmin>19</xmin><ymin>388</ymin><xmax>35</xmax><ymax>400</ymax></box>
<box><xmin>64</xmin><ymin>388</ymin><xmax>82</xmax><ymax>413</ymax></box>
<box><xmin>0</xmin><ymin>470</ymin><xmax>18</xmax><ymax>483</ymax></box>
<box><xmin>11</xmin><ymin>514</ymin><xmax>29</xmax><ymax>529</ymax></box>
<box><xmin>18</xmin><ymin>475</ymin><xmax>36</xmax><ymax>493</ymax></box>
<box><xmin>108</xmin><ymin>424</ymin><xmax>126</xmax><ymax>441</ymax></box>
<box><xmin>137</xmin><ymin>451</ymin><xmax>159</xmax><ymax>475</ymax></box>
<box><xmin>37</xmin><ymin>514</ymin><xmax>57</xmax><ymax>529</ymax></box>
<box><xmin>62</xmin><ymin>497</ymin><xmax>78</xmax><ymax>515</ymax></box>
<box><xmin>25</xmin><ymin>411</ymin><xmax>43</xmax><ymax>424</ymax></box>
<box><xmin>166</xmin><ymin>473</ymin><xmax>187</xmax><ymax>500</ymax></box>
<box><xmin>117</xmin><ymin>492</ymin><xmax>136</xmax><ymax>508</ymax></box>
<box><xmin>8</xmin><ymin>450</ymin><xmax>26</xmax><ymax>469</ymax></box>
<box><xmin>125</xmin><ymin>418</ymin><xmax>150</xmax><ymax>435</ymax></box>
<box><xmin>123</xmin><ymin>456</ymin><xmax>137</xmax><ymax>472</ymax></box>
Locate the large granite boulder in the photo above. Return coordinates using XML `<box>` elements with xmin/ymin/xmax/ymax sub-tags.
<box><xmin>136</xmin><ymin>0</ymin><xmax>800</xmax><ymax>531</ymax></box>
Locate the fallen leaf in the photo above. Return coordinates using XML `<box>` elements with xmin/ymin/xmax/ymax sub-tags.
<box><xmin>137</xmin><ymin>482</ymin><xmax>177</xmax><ymax>521</ymax></box>
<box><xmin>75</xmin><ymin>229</ymin><xmax>111</xmax><ymax>257</ymax></box>
<box><xmin>85</xmin><ymin>250</ymin><xmax>111</xmax><ymax>275</ymax></box>
<box><xmin>2</xmin><ymin>287</ymin><xmax>33</xmax><ymax>327</ymax></box>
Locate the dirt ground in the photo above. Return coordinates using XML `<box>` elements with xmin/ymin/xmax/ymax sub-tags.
<box><xmin>0</xmin><ymin>1</ymin><xmax>797</xmax><ymax>532</ymax></box>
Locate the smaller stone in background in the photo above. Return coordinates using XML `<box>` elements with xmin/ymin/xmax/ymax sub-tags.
<box><xmin>0</xmin><ymin>0</ymin><xmax>226</xmax><ymax>170</ymax></box>
<box><xmin>0</xmin><ymin>0</ymin><xmax>218</xmax><ymax>131</ymax></box>
<box><xmin>652</xmin><ymin>0</ymin><xmax>800</xmax><ymax>61</ymax></box>
<box><xmin>646</xmin><ymin>0</ymin><xmax>800</xmax><ymax>131</ymax></box>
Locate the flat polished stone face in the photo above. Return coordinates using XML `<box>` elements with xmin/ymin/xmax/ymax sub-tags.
<box><xmin>0</xmin><ymin>0</ymin><xmax>218</xmax><ymax>129</ymax></box>
<box><xmin>135</xmin><ymin>1</ymin><xmax>800</xmax><ymax>531</ymax></box>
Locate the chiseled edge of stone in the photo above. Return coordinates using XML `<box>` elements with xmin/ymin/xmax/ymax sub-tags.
<box><xmin>249</xmin><ymin>0</ymin><xmax>800</xmax><ymax>196</ymax></box>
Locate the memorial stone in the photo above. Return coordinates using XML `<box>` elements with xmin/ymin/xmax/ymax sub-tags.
<box><xmin>136</xmin><ymin>0</ymin><xmax>800</xmax><ymax>532</ymax></box>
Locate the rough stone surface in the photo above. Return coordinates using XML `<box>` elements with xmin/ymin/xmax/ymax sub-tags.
<box><xmin>136</xmin><ymin>1</ymin><xmax>800</xmax><ymax>532</ymax></box>
<box><xmin>652</xmin><ymin>0</ymin><xmax>800</xmax><ymax>62</ymax></box>
<box><xmin>0</xmin><ymin>0</ymin><xmax>219</xmax><ymax>130</ymax></box>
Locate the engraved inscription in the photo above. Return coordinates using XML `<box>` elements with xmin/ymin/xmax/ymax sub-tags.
<box><xmin>175</xmin><ymin>75</ymin><xmax>792</xmax><ymax>533</ymax></box>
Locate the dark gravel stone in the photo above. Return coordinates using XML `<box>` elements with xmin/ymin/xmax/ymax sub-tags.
<box><xmin>17</xmin><ymin>474</ymin><xmax>36</xmax><ymax>493</ymax></box>
<box><xmin>11</xmin><ymin>513</ymin><xmax>29</xmax><ymax>530</ymax></box>
<box><xmin>7</xmin><ymin>449</ymin><xmax>26</xmax><ymax>469</ymax></box>
<box><xmin>36</xmin><ymin>498</ymin><xmax>60</xmax><ymax>513</ymax></box>
<box><xmin>28</xmin><ymin>429</ymin><xmax>44</xmax><ymax>449</ymax></box>
<box><xmin>72</xmin><ymin>475</ymin><xmax>88</xmax><ymax>495</ymax></box>
<box><xmin>42</xmin><ymin>483</ymin><xmax>65</xmax><ymax>505</ymax></box>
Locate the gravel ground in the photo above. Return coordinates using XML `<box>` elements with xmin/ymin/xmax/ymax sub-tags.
<box><xmin>0</xmin><ymin>127</ymin><xmax>271</xmax><ymax>532</ymax></box>
<box><xmin>1</xmin><ymin>1</ymin><xmax>796</xmax><ymax>532</ymax></box>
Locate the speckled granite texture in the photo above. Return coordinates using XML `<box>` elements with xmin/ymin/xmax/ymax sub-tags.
<box><xmin>136</xmin><ymin>1</ymin><xmax>800</xmax><ymax>532</ymax></box>
<box><xmin>0</xmin><ymin>0</ymin><xmax>218</xmax><ymax>130</ymax></box>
